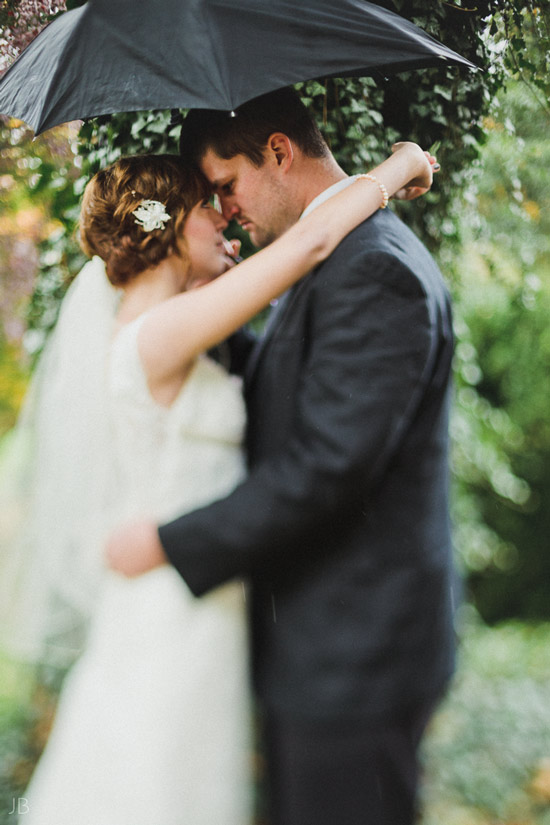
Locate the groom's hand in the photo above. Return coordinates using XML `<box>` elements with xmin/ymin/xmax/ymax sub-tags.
<box><xmin>105</xmin><ymin>519</ymin><xmax>167</xmax><ymax>577</ymax></box>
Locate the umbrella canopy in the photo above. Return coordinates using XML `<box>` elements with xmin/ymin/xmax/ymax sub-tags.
<box><xmin>0</xmin><ymin>0</ymin><xmax>476</xmax><ymax>135</ymax></box>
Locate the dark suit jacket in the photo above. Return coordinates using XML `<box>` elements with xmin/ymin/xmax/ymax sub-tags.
<box><xmin>160</xmin><ymin>208</ymin><xmax>456</xmax><ymax>721</ymax></box>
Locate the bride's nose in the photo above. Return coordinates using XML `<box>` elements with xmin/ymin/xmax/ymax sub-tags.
<box><xmin>211</xmin><ymin>208</ymin><xmax>228</xmax><ymax>231</ymax></box>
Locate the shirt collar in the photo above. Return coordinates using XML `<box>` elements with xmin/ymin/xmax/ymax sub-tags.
<box><xmin>300</xmin><ymin>175</ymin><xmax>358</xmax><ymax>220</ymax></box>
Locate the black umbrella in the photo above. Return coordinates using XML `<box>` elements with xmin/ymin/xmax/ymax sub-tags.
<box><xmin>0</xmin><ymin>0</ymin><xmax>476</xmax><ymax>135</ymax></box>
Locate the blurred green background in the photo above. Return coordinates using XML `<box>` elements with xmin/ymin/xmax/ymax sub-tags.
<box><xmin>1</xmin><ymin>1</ymin><xmax>549</xmax><ymax>823</ymax></box>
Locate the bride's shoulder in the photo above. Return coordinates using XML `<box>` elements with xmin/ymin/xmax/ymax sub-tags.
<box><xmin>108</xmin><ymin>314</ymin><xmax>152</xmax><ymax>400</ymax></box>
<box><xmin>111</xmin><ymin>311</ymin><xmax>149</xmax><ymax>348</ymax></box>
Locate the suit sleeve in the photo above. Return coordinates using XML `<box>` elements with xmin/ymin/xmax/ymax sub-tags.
<box><xmin>159</xmin><ymin>244</ymin><xmax>438</xmax><ymax>595</ymax></box>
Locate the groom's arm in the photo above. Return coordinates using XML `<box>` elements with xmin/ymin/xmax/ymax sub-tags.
<box><xmin>153</xmin><ymin>244</ymin><xmax>444</xmax><ymax>595</ymax></box>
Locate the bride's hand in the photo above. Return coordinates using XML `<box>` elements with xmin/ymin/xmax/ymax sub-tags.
<box><xmin>106</xmin><ymin>519</ymin><xmax>167</xmax><ymax>577</ymax></box>
<box><xmin>222</xmin><ymin>238</ymin><xmax>242</xmax><ymax>267</ymax></box>
<box><xmin>390</xmin><ymin>141</ymin><xmax>439</xmax><ymax>201</ymax></box>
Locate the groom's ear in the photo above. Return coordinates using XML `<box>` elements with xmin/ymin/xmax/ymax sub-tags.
<box><xmin>265</xmin><ymin>133</ymin><xmax>294</xmax><ymax>173</ymax></box>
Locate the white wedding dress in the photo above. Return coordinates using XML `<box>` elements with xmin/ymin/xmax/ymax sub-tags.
<box><xmin>22</xmin><ymin>314</ymin><xmax>253</xmax><ymax>824</ymax></box>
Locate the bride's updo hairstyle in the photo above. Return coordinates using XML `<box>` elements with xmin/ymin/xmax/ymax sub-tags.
<box><xmin>79</xmin><ymin>154</ymin><xmax>211</xmax><ymax>286</ymax></box>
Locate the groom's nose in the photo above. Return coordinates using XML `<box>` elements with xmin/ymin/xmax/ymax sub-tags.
<box><xmin>219</xmin><ymin>196</ymin><xmax>239</xmax><ymax>222</ymax></box>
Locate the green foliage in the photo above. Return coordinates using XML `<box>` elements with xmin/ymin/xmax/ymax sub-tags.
<box><xmin>422</xmin><ymin>618</ymin><xmax>550</xmax><ymax>824</ymax></box>
<box><xmin>448</xmin><ymin>79</ymin><xmax>550</xmax><ymax>620</ymax></box>
<box><xmin>0</xmin><ymin>654</ymin><xmax>40</xmax><ymax>825</ymax></box>
<box><xmin>0</xmin><ymin>340</ymin><xmax>27</xmax><ymax>434</ymax></box>
<box><xmin>495</xmin><ymin>3</ymin><xmax>550</xmax><ymax>119</ymax></box>
<box><xmin>76</xmin><ymin>110</ymin><xmax>180</xmax><ymax>176</ymax></box>
<box><xmin>0</xmin><ymin>698</ymin><xmax>32</xmax><ymax>824</ymax></box>
<box><xmin>0</xmin><ymin>119</ymin><xmax>83</xmax><ymax>427</ymax></box>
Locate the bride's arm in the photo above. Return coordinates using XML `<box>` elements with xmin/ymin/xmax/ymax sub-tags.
<box><xmin>139</xmin><ymin>142</ymin><xmax>432</xmax><ymax>385</ymax></box>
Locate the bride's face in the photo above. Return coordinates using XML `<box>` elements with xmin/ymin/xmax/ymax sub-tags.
<box><xmin>182</xmin><ymin>199</ymin><xmax>232</xmax><ymax>290</ymax></box>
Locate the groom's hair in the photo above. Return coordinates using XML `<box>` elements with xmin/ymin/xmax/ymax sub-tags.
<box><xmin>179</xmin><ymin>87</ymin><xmax>329</xmax><ymax>168</ymax></box>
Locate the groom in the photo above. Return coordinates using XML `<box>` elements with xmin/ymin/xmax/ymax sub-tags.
<box><xmin>109</xmin><ymin>88</ymin><xmax>456</xmax><ymax>824</ymax></box>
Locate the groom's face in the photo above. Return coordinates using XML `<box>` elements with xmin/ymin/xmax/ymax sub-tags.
<box><xmin>200</xmin><ymin>148</ymin><xmax>292</xmax><ymax>249</ymax></box>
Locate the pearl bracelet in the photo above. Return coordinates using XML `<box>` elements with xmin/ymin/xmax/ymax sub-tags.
<box><xmin>355</xmin><ymin>173</ymin><xmax>389</xmax><ymax>209</ymax></box>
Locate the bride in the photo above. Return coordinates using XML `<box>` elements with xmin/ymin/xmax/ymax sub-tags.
<box><xmin>1</xmin><ymin>143</ymin><xmax>435</xmax><ymax>824</ymax></box>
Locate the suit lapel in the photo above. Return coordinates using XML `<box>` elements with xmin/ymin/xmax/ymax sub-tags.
<box><xmin>244</xmin><ymin>274</ymin><xmax>312</xmax><ymax>386</ymax></box>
